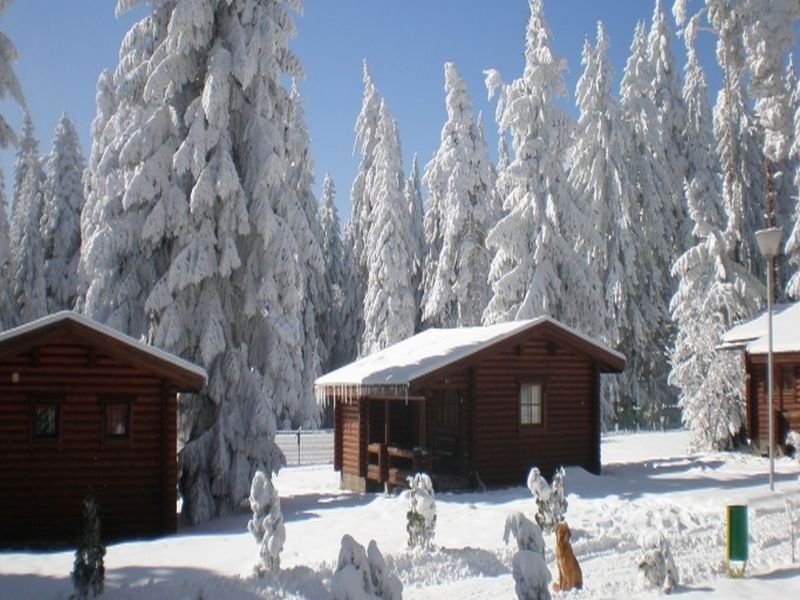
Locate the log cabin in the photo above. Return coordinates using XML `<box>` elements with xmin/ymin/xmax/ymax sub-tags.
<box><xmin>316</xmin><ymin>317</ymin><xmax>625</xmax><ymax>492</ymax></box>
<box><xmin>720</xmin><ymin>302</ymin><xmax>800</xmax><ymax>453</ymax></box>
<box><xmin>0</xmin><ymin>311</ymin><xmax>206</xmax><ymax>546</ymax></box>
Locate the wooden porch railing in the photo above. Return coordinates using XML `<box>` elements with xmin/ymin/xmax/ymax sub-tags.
<box><xmin>366</xmin><ymin>443</ymin><xmax>430</xmax><ymax>487</ymax></box>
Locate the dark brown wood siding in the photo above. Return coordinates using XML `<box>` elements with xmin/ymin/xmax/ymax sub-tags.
<box><xmin>472</xmin><ymin>337</ymin><xmax>597</xmax><ymax>484</ymax></box>
<box><xmin>337</xmin><ymin>399</ymin><xmax>367</xmax><ymax>478</ymax></box>
<box><xmin>746</xmin><ymin>353</ymin><xmax>800</xmax><ymax>447</ymax></box>
<box><xmin>0</xmin><ymin>338</ymin><xmax>178</xmax><ymax>544</ymax></box>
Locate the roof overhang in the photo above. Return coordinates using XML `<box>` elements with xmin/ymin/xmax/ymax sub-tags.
<box><xmin>0</xmin><ymin>311</ymin><xmax>207</xmax><ymax>392</ymax></box>
<box><xmin>315</xmin><ymin>317</ymin><xmax>625</xmax><ymax>401</ymax></box>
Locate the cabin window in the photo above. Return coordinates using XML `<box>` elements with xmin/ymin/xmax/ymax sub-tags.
<box><xmin>33</xmin><ymin>403</ymin><xmax>59</xmax><ymax>439</ymax></box>
<box><xmin>104</xmin><ymin>401</ymin><xmax>130</xmax><ymax>439</ymax></box>
<box><xmin>519</xmin><ymin>383</ymin><xmax>543</xmax><ymax>425</ymax></box>
<box><xmin>782</xmin><ymin>368</ymin><xmax>796</xmax><ymax>402</ymax></box>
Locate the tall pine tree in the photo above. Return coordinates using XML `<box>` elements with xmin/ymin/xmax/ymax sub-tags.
<box><xmin>11</xmin><ymin>113</ymin><xmax>46</xmax><ymax>323</ymax></box>
<box><xmin>81</xmin><ymin>0</ymin><xmax>322</xmax><ymax>523</ymax></box>
<box><xmin>422</xmin><ymin>62</ymin><xmax>497</xmax><ymax>328</ymax></box>
<box><xmin>568</xmin><ymin>23</ymin><xmax>638</xmax><ymax>426</ymax></box>
<box><xmin>483</xmin><ymin>0</ymin><xmax>602</xmax><ymax>332</ymax></box>
<box><xmin>669</xmin><ymin>13</ymin><xmax>764</xmax><ymax>450</ymax></box>
<box><xmin>361</xmin><ymin>100</ymin><xmax>416</xmax><ymax>354</ymax></box>
<box><xmin>42</xmin><ymin>113</ymin><xmax>86</xmax><ymax>312</ymax></box>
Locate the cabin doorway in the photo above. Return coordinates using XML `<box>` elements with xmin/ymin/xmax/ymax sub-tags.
<box><xmin>430</xmin><ymin>389</ymin><xmax>462</xmax><ymax>476</ymax></box>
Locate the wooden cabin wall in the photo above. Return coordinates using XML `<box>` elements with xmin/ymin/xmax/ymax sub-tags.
<box><xmin>336</xmin><ymin>398</ymin><xmax>367</xmax><ymax>479</ymax></box>
<box><xmin>472</xmin><ymin>337</ymin><xmax>597</xmax><ymax>485</ymax></box>
<box><xmin>0</xmin><ymin>338</ymin><xmax>176</xmax><ymax>544</ymax></box>
<box><xmin>747</xmin><ymin>354</ymin><xmax>800</xmax><ymax>448</ymax></box>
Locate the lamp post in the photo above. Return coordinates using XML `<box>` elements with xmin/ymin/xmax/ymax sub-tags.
<box><xmin>755</xmin><ymin>226</ymin><xmax>782</xmax><ymax>492</ymax></box>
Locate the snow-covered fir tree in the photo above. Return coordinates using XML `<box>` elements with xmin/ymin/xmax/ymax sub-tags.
<box><xmin>10</xmin><ymin>115</ymin><xmax>46</xmax><ymax>324</ymax></box>
<box><xmin>405</xmin><ymin>155</ymin><xmax>425</xmax><ymax>330</ymax></box>
<box><xmin>81</xmin><ymin>0</ymin><xmax>322</xmax><ymax>524</ymax></box>
<box><xmin>786</xmin><ymin>61</ymin><xmax>800</xmax><ymax>298</ymax></box>
<box><xmin>568</xmin><ymin>23</ymin><xmax>639</xmax><ymax>426</ymax></box>
<box><xmin>0</xmin><ymin>0</ymin><xmax>24</xmax><ymax>331</ymax></box>
<box><xmin>422</xmin><ymin>62</ymin><xmax>497</xmax><ymax>328</ymax></box>
<box><xmin>41</xmin><ymin>114</ymin><xmax>85</xmax><ymax>312</ymax></box>
<box><xmin>344</xmin><ymin>60</ymin><xmax>381</xmax><ymax>352</ymax></box>
<box><xmin>285</xmin><ymin>81</ymin><xmax>326</xmax><ymax>427</ymax></box>
<box><xmin>669</xmin><ymin>13</ymin><xmax>765</xmax><ymax>451</ymax></box>
<box><xmin>10</xmin><ymin>112</ymin><xmax>37</xmax><ymax>230</ymax></box>
<box><xmin>0</xmin><ymin>176</ymin><xmax>15</xmax><ymax>331</ymax></box>
<box><xmin>361</xmin><ymin>100</ymin><xmax>416</xmax><ymax>354</ymax></box>
<box><xmin>317</xmin><ymin>174</ymin><xmax>343</xmax><ymax>369</ymax></box>
<box><xmin>647</xmin><ymin>0</ymin><xmax>689</xmax><ymax>256</ymax></box>
<box><xmin>618</xmin><ymin>20</ymin><xmax>674</xmax><ymax>427</ymax></box>
<box><xmin>482</xmin><ymin>0</ymin><xmax>602</xmax><ymax>333</ymax></box>
<box><xmin>706</xmin><ymin>0</ymin><xmax>766</xmax><ymax>279</ymax></box>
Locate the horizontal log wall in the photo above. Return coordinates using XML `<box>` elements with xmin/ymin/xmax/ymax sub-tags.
<box><xmin>472</xmin><ymin>337</ymin><xmax>596</xmax><ymax>485</ymax></box>
<box><xmin>0</xmin><ymin>339</ymin><xmax>176</xmax><ymax>544</ymax></box>
<box><xmin>337</xmin><ymin>399</ymin><xmax>367</xmax><ymax>478</ymax></box>
<box><xmin>747</xmin><ymin>356</ymin><xmax>800</xmax><ymax>447</ymax></box>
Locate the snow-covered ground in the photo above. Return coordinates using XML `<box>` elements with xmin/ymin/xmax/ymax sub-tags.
<box><xmin>2</xmin><ymin>430</ymin><xmax>800</xmax><ymax>599</ymax></box>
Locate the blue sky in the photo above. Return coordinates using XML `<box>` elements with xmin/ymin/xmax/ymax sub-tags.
<box><xmin>1</xmin><ymin>1</ymin><xmax>724</xmax><ymax>221</ymax></box>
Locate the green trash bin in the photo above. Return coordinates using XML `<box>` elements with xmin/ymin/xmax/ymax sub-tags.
<box><xmin>726</xmin><ymin>505</ymin><xmax>748</xmax><ymax>577</ymax></box>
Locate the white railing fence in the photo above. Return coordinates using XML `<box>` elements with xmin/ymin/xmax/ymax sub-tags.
<box><xmin>275</xmin><ymin>429</ymin><xmax>334</xmax><ymax>466</ymax></box>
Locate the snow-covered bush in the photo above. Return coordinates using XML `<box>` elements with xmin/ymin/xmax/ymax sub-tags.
<box><xmin>247</xmin><ymin>471</ymin><xmax>285</xmax><ymax>576</ymax></box>
<box><xmin>503</xmin><ymin>512</ymin><xmax>546</xmax><ymax>556</ymax></box>
<box><xmin>71</xmin><ymin>494</ymin><xmax>105</xmax><ymax>599</ymax></box>
<box><xmin>504</xmin><ymin>512</ymin><xmax>550</xmax><ymax>600</ymax></box>
<box><xmin>406</xmin><ymin>472</ymin><xmax>436</xmax><ymax>550</ymax></box>
<box><xmin>331</xmin><ymin>534</ymin><xmax>402</xmax><ymax>600</ymax></box>
<box><xmin>527</xmin><ymin>467</ymin><xmax>567</xmax><ymax>533</ymax></box>
<box><xmin>637</xmin><ymin>529</ymin><xmax>679</xmax><ymax>594</ymax></box>
<box><xmin>786</xmin><ymin>430</ymin><xmax>800</xmax><ymax>464</ymax></box>
<box><xmin>512</xmin><ymin>551</ymin><xmax>551</xmax><ymax>600</ymax></box>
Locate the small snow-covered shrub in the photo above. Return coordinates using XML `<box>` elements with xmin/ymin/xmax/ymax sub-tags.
<box><xmin>503</xmin><ymin>512</ymin><xmax>546</xmax><ymax>556</ymax></box>
<box><xmin>504</xmin><ymin>512</ymin><xmax>550</xmax><ymax>600</ymax></box>
<box><xmin>331</xmin><ymin>534</ymin><xmax>402</xmax><ymax>600</ymax></box>
<box><xmin>406</xmin><ymin>472</ymin><xmax>436</xmax><ymax>550</ymax></box>
<box><xmin>71</xmin><ymin>494</ymin><xmax>106</xmax><ymax>599</ymax></box>
<box><xmin>512</xmin><ymin>550</ymin><xmax>551</xmax><ymax>600</ymax></box>
<box><xmin>527</xmin><ymin>466</ymin><xmax>567</xmax><ymax>533</ymax></box>
<box><xmin>637</xmin><ymin>529</ymin><xmax>679</xmax><ymax>594</ymax></box>
<box><xmin>247</xmin><ymin>470</ymin><xmax>286</xmax><ymax>576</ymax></box>
<box><xmin>786</xmin><ymin>430</ymin><xmax>800</xmax><ymax>464</ymax></box>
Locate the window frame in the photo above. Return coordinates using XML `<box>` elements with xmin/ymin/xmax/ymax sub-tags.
<box><xmin>518</xmin><ymin>380</ymin><xmax>546</xmax><ymax>429</ymax></box>
<box><xmin>101</xmin><ymin>397</ymin><xmax>133</xmax><ymax>442</ymax></box>
<box><xmin>30</xmin><ymin>396</ymin><xmax>63</xmax><ymax>443</ymax></box>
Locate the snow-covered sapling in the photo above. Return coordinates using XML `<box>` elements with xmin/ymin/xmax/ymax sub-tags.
<box><xmin>637</xmin><ymin>529</ymin><xmax>679</xmax><ymax>594</ymax></box>
<box><xmin>512</xmin><ymin>551</ymin><xmax>552</xmax><ymax>600</ymax></box>
<box><xmin>527</xmin><ymin>467</ymin><xmax>568</xmax><ymax>533</ymax></box>
<box><xmin>503</xmin><ymin>513</ymin><xmax>551</xmax><ymax>600</ymax></box>
<box><xmin>71</xmin><ymin>494</ymin><xmax>106</xmax><ymax>599</ymax></box>
<box><xmin>786</xmin><ymin>430</ymin><xmax>800</xmax><ymax>465</ymax></box>
<box><xmin>406</xmin><ymin>472</ymin><xmax>436</xmax><ymax>550</ymax></box>
<box><xmin>503</xmin><ymin>512</ymin><xmax>547</xmax><ymax>556</ymax></box>
<box><xmin>247</xmin><ymin>470</ymin><xmax>286</xmax><ymax>576</ymax></box>
<box><xmin>331</xmin><ymin>534</ymin><xmax>402</xmax><ymax>600</ymax></box>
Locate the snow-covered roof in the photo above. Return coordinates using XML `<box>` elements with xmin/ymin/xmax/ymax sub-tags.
<box><xmin>0</xmin><ymin>311</ymin><xmax>207</xmax><ymax>388</ymax></box>
<box><xmin>315</xmin><ymin>317</ymin><xmax>624</xmax><ymax>399</ymax></box>
<box><xmin>719</xmin><ymin>302</ymin><xmax>800</xmax><ymax>354</ymax></box>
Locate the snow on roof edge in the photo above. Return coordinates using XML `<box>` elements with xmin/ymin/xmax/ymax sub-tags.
<box><xmin>0</xmin><ymin>311</ymin><xmax>208</xmax><ymax>385</ymax></box>
<box><xmin>315</xmin><ymin>316</ymin><xmax>625</xmax><ymax>393</ymax></box>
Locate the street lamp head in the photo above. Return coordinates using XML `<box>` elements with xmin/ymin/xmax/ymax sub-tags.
<box><xmin>755</xmin><ymin>227</ymin><xmax>783</xmax><ymax>259</ymax></box>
